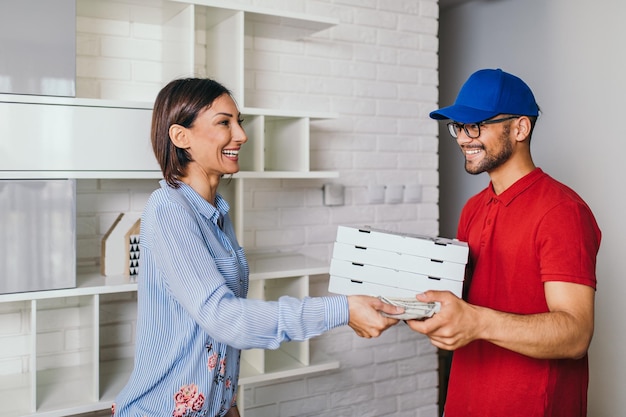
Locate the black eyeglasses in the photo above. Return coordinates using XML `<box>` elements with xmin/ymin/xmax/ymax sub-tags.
<box><xmin>447</xmin><ymin>116</ymin><xmax>520</xmax><ymax>139</ymax></box>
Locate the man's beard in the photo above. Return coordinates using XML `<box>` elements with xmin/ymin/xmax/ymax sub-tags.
<box><xmin>465</xmin><ymin>127</ymin><xmax>512</xmax><ymax>175</ymax></box>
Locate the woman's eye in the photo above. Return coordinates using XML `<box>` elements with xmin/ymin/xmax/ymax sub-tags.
<box><xmin>238</xmin><ymin>118</ymin><xmax>244</xmax><ymax>125</ymax></box>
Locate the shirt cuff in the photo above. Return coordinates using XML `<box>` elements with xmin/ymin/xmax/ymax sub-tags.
<box><xmin>322</xmin><ymin>295</ymin><xmax>350</xmax><ymax>329</ymax></box>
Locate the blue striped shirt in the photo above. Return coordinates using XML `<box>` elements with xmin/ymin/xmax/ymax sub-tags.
<box><xmin>113</xmin><ymin>180</ymin><xmax>349</xmax><ymax>417</ymax></box>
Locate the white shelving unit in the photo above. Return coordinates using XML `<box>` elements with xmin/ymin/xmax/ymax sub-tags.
<box><xmin>0</xmin><ymin>253</ymin><xmax>338</xmax><ymax>417</ymax></box>
<box><xmin>0</xmin><ymin>0</ymin><xmax>340</xmax><ymax>416</ymax></box>
<box><xmin>0</xmin><ymin>95</ymin><xmax>337</xmax><ymax>180</ymax></box>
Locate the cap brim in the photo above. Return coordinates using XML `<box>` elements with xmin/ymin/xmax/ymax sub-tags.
<box><xmin>429</xmin><ymin>105</ymin><xmax>498</xmax><ymax>124</ymax></box>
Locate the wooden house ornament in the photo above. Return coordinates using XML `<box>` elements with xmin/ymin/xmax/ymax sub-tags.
<box><xmin>101</xmin><ymin>213</ymin><xmax>141</xmax><ymax>277</ymax></box>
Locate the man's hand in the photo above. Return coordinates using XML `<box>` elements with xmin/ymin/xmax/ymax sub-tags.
<box><xmin>347</xmin><ymin>295</ymin><xmax>403</xmax><ymax>338</ymax></box>
<box><xmin>404</xmin><ymin>290</ymin><xmax>479</xmax><ymax>351</ymax></box>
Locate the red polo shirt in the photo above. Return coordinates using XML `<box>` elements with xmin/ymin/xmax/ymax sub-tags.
<box><xmin>444</xmin><ymin>168</ymin><xmax>601</xmax><ymax>417</ymax></box>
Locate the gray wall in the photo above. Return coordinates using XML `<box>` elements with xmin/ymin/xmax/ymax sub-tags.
<box><xmin>438</xmin><ymin>0</ymin><xmax>625</xmax><ymax>415</ymax></box>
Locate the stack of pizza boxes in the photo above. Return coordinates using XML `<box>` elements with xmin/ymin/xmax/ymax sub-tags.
<box><xmin>329</xmin><ymin>226</ymin><xmax>469</xmax><ymax>298</ymax></box>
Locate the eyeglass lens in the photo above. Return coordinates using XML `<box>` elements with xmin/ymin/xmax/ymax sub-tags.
<box><xmin>447</xmin><ymin>122</ymin><xmax>480</xmax><ymax>139</ymax></box>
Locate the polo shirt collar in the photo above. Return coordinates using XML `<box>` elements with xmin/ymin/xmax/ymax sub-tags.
<box><xmin>488</xmin><ymin>167</ymin><xmax>545</xmax><ymax>207</ymax></box>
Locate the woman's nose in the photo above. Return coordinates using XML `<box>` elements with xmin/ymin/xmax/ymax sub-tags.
<box><xmin>235</xmin><ymin>123</ymin><xmax>248</xmax><ymax>144</ymax></box>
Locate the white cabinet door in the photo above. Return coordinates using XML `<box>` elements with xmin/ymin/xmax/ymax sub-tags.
<box><xmin>0</xmin><ymin>101</ymin><xmax>158</xmax><ymax>173</ymax></box>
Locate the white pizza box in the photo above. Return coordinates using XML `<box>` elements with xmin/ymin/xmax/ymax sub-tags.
<box><xmin>335</xmin><ymin>226</ymin><xmax>469</xmax><ymax>265</ymax></box>
<box><xmin>329</xmin><ymin>276</ymin><xmax>437</xmax><ymax>298</ymax></box>
<box><xmin>329</xmin><ymin>258</ymin><xmax>464</xmax><ymax>297</ymax></box>
<box><xmin>332</xmin><ymin>241</ymin><xmax>465</xmax><ymax>281</ymax></box>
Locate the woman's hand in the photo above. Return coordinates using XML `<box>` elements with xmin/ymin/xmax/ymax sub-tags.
<box><xmin>347</xmin><ymin>295</ymin><xmax>403</xmax><ymax>338</ymax></box>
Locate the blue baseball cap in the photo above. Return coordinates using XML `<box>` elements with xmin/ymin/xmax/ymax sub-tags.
<box><xmin>429</xmin><ymin>68</ymin><xmax>539</xmax><ymax>123</ymax></box>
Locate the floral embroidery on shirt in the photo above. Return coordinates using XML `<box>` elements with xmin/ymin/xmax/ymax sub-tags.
<box><xmin>219</xmin><ymin>357</ymin><xmax>226</xmax><ymax>376</ymax></box>
<box><xmin>173</xmin><ymin>383</ymin><xmax>205</xmax><ymax>417</ymax></box>
<box><xmin>206</xmin><ymin>343</ymin><xmax>228</xmax><ymax>385</ymax></box>
<box><xmin>208</xmin><ymin>352</ymin><xmax>219</xmax><ymax>371</ymax></box>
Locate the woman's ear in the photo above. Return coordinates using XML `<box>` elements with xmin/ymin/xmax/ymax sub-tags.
<box><xmin>169</xmin><ymin>124</ymin><xmax>189</xmax><ymax>149</ymax></box>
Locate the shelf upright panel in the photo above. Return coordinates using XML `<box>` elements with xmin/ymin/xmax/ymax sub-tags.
<box><xmin>30</xmin><ymin>300</ymin><xmax>38</xmax><ymax>414</ymax></box>
<box><xmin>216</xmin><ymin>177</ymin><xmax>245</xmax><ymax>246</ymax></box>
<box><xmin>199</xmin><ymin>7</ymin><xmax>245</xmax><ymax>104</ymax></box>
<box><xmin>240</xmin><ymin>277</ymin><xmax>266</xmax><ymax>375</ymax></box>
<box><xmin>162</xmin><ymin>2</ymin><xmax>196</xmax><ymax>82</ymax></box>
<box><xmin>92</xmin><ymin>294</ymin><xmax>101</xmax><ymax>403</ymax></box>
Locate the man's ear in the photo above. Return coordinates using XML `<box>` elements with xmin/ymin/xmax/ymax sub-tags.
<box><xmin>515</xmin><ymin>116</ymin><xmax>531</xmax><ymax>142</ymax></box>
<box><xmin>169</xmin><ymin>124</ymin><xmax>189</xmax><ymax>149</ymax></box>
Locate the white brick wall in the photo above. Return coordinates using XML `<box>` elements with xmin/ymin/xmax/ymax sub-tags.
<box><xmin>0</xmin><ymin>1</ymin><xmax>441</xmax><ymax>416</ymax></box>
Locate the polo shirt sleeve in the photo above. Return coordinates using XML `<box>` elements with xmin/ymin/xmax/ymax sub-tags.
<box><xmin>536</xmin><ymin>199</ymin><xmax>601</xmax><ymax>289</ymax></box>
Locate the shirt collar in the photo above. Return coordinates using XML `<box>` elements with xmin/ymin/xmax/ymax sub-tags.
<box><xmin>488</xmin><ymin>167</ymin><xmax>545</xmax><ymax>206</ymax></box>
<box><xmin>175</xmin><ymin>181</ymin><xmax>231</xmax><ymax>227</ymax></box>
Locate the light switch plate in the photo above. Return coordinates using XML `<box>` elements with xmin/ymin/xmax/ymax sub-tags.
<box><xmin>367</xmin><ymin>185</ymin><xmax>385</xmax><ymax>204</ymax></box>
<box><xmin>385</xmin><ymin>185</ymin><xmax>404</xmax><ymax>204</ymax></box>
<box><xmin>323</xmin><ymin>183</ymin><xmax>345</xmax><ymax>206</ymax></box>
<box><xmin>404</xmin><ymin>185</ymin><xmax>422</xmax><ymax>203</ymax></box>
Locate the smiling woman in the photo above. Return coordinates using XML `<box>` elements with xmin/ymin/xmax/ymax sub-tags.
<box><xmin>111</xmin><ymin>77</ymin><xmax>403</xmax><ymax>417</ymax></box>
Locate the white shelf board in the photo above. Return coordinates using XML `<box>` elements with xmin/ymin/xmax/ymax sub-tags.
<box><xmin>0</xmin><ymin>253</ymin><xmax>330</xmax><ymax>303</ymax></box>
<box><xmin>99</xmin><ymin>358</ymin><xmax>134</xmax><ymax>405</ymax></box>
<box><xmin>239</xmin><ymin>349</ymin><xmax>339</xmax><ymax>386</ymax></box>
<box><xmin>0</xmin><ymin>93</ymin><xmax>152</xmax><ymax>110</ymax></box>
<box><xmin>242</xmin><ymin>106</ymin><xmax>337</xmax><ymax>120</ymax></box>
<box><xmin>0</xmin><ymin>372</ymin><xmax>31</xmax><ymax>417</ymax></box>
<box><xmin>0</xmin><ymin>171</ymin><xmax>338</xmax><ymax>180</ymax></box>
<box><xmin>171</xmin><ymin>0</ymin><xmax>339</xmax><ymax>32</ymax></box>
<box><xmin>0</xmin><ymin>171</ymin><xmax>162</xmax><ymax>180</ymax></box>
<box><xmin>0</xmin><ymin>272</ymin><xmax>137</xmax><ymax>303</ymax></box>
<box><xmin>247</xmin><ymin>252</ymin><xmax>329</xmax><ymax>281</ymax></box>
<box><xmin>20</xmin><ymin>403</ymin><xmax>111</xmax><ymax>417</ymax></box>
<box><xmin>0</xmin><ymin>95</ymin><xmax>338</xmax><ymax>119</ymax></box>
<box><xmin>234</xmin><ymin>171</ymin><xmax>339</xmax><ymax>179</ymax></box>
<box><xmin>34</xmin><ymin>364</ymin><xmax>97</xmax><ymax>415</ymax></box>
<box><xmin>20</xmin><ymin>400</ymin><xmax>113</xmax><ymax>417</ymax></box>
